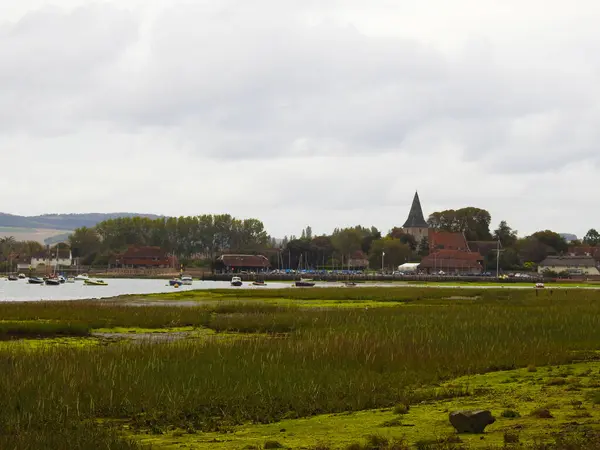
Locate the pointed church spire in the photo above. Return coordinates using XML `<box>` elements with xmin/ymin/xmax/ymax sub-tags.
<box><xmin>402</xmin><ymin>191</ymin><xmax>428</xmax><ymax>228</ymax></box>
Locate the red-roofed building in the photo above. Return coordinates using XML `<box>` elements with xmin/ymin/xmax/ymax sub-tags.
<box><xmin>428</xmin><ymin>230</ymin><xmax>469</xmax><ymax>251</ymax></box>
<box><xmin>348</xmin><ymin>250</ymin><xmax>369</xmax><ymax>269</ymax></box>
<box><xmin>419</xmin><ymin>249</ymin><xmax>483</xmax><ymax>274</ymax></box>
<box><xmin>216</xmin><ymin>254</ymin><xmax>270</xmax><ymax>273</ymax></box>
<box><xmin>568</xmin><ymin>245</ymin><xmax>596</xmax><ymax>257</ymax></box>
<box><xmin>114</xmin><ymin>246</ymin><xmax>174</xmax><ymax>268</ymax></box>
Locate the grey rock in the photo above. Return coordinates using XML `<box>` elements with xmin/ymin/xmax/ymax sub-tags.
<box><xmin>449</xmin><ymin>410</ymin><xmax>495</xmax><ymax>433</ymax></box>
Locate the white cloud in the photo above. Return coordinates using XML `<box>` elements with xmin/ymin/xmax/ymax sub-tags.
<box><xmin>1</xmin><ymin>0</ymin><xmax>599</xmax><ymax>239</ymax></box>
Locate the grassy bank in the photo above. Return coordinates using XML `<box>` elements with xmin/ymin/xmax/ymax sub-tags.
<box><xmin>2</xmin><ymin>288</ymin><xmax>600</xmax><ymax>448</ymax></box>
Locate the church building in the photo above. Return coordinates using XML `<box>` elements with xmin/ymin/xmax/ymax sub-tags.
<box><xmin>400</xmin><ymin>191</ymin><xmax>484</xmax><ymax>274</ymax></box>
<box><xmin>401</xmin><ymin>191</ymin><xmax>429</xmax><ymax>243</ymax></box>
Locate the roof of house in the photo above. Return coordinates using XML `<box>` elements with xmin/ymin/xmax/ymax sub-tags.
<box><xmin>422</xmin><ymin>249</ymin><xmax>483</xmax><ymax>262</ymax></box>
<box><xmin>32</xmin><ymin>249</ymin><xmax>71</xmax><ymax>259</ymax></box>
<box><xmin>419</xmin><ymin>257</ymin><xmax>482</xmax><ymax>269</ymax></box>
<box><xmin>429</xmin><ymin>231</ymin><xmax>469</xmax><ymax>251</ymax></box>
<box><xmin>218</xmin><ymin>254</ymin><xmax>270</xmax><ymax>268</ymax></box>
<box><xmin>402</xmin><ymin>191</ymin><xmax>429</xmax><ymax>228</ymax></box>
<box><xmin>539</xmin><ymin>256</ymin><xmax>597</xmax><ymax>267</ymax></box>
<box><xmin>468</xmin><ymin>241</ymin><xmax>500</xmax><ymax>257</ymax></box>
<box><xmin>121</xmin><ymin>246</ymin><xmax>167</xmax><ymax>258</ymax></box>
<box><xmin>568</xmin><ymin>245</ymin><xmax>596</xmax><ymax>256</ymax></box>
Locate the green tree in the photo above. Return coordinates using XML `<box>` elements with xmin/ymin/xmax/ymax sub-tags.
<box><xmin>493</xmin><ymin>221</ymin><xmax>518</xmax><ymax>248</ymax></box>
<box><xmin>418</xmin><ymin>237</ymin><xmax>429</xmax><ymax>257</ymax></box>
<box><xmin>531</xmin><ymin>230</ymin><xmax>568</xmax><ymax>254</ymax></box>
<box><xmin>331</xmin><ymin>228</ymin><xmax>363</xmax><ymax>263</ymax></box>
<box><xmin>388</xmin><ymin>227</ymin><xmax>417</xmax><ymax>251</ymax></box>
<box><xmin>583</xmin><ymin>229</ymin><xmax>600</xmax><ymax>246</ymax></box>
<box><xmin>516</xmin><ymin>237</ymin><xmax>551</xmax><ymax>264</ymax></box>
<box><xmin>368</xmin><ymin>238</ymin><xmax>412</xmax><ymax>270</ymax></box>
<box><xmin>427</xmin><ymin>207</ymin><xmax>492</xmax><ymax>241</ymax></box>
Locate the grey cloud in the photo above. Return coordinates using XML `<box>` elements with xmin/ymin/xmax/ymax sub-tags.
<box><xmin>0</xmin><ymin>4</ymin><xmax>138</xmax><ymax>135</ymax></box>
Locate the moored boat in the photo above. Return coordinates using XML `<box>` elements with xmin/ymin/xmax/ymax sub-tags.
<box><xmin>74</xmin><ymin>274</ymin><xmax>89</xmax><ymax>281</ymax></box>
<box><xmin>45</xmin><ymin>277</ymin><xmax>61</xmax><ymax>286</ymax></box>
<box><xmin>181</xmin><ymin>275</ymin><xmax>193</xmax><ymax>285</ymax></box>
<box><xmin>252</xmin><ymin>280</ymin><xmax>267</xmax><ymax>286</ymax></box>
<box><xmin>7</xmin><ymin>275</ymin><xmax>18</xmax><ymax>281</ymax></box>
<box><xmin>231</xmin><ymin>276</ymin><xmax>243</xmax><ymax>287</ymax></box>
<box><xmin>18</xmin><ymin>273</ymin><xmax>26</xmax><ymax>279</ymax></box>
<box><xmin>295</xmin><ymin>279</ymin><xmax>315</xmax><ymax>287</ymax></box>
<box><xmin>28</xmin><ymin>277</ymin><xmax>44</xmax><ymax>284</ymax></box>
<box><xmin>169</xmin><ymin>278</ymin><xmax>183</xmax><ymax>286</ymax></box>
<box><xmin>84</xmin><ymin>279</ymin><xmax>108</xmax><ymax>286</ymax></box>
<box><xmin>66</xmin><ymin>277</ymin><xmax>76</xmax><ymax>283</ymax></box>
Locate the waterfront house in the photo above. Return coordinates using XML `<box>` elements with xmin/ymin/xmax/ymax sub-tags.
<box><xmin>419</xmin><ymin>249</ymin><xmax>483</xmax><ymax>274</ymax></box>
<box><xmin>113</xmin><ymin>246</ymin><xmax>172</xmax><ymax>268</ymax></box>
<box><xmin>538</xmin><ymin>256</ymin><xmax>600</xmax><ymax>276</ymax></box>
<box><xmin>215</xmin><ymin>254</ymin><xmax>270</xmax><ymax>273</ymax></box>
<box><xmin>30</xmin><ymin>249</ymin><xmax>73</xmax><ymax>268</ymax></box>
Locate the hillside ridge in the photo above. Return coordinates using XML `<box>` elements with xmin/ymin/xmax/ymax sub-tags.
<box><xmin>0</xmin><ymin>212</ymin><xmax>163</xmax><ymax>231</ymax></box>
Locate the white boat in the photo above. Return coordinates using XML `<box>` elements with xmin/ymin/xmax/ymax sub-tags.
<box><xmin>18</xmin><ymin>273</ymin><xmax>26</xmax><ymax>279</ymax></box>
<box><xmin>66</xmin><ymin>277</ymin><xmax>76</xmax><ymax>283</ymax></box>
<box><xmin>74</xmin><ymin>274</ymin><xmax>89</xmax><ymax>281</ymax></box>
<box><xmin>181</xmin><ymin>275</ymin><xmax>193</xmax><ymax>285</ymax></box>
<box><xmin>231</xmin><ymin>276</ymin><xmax>242</xmax><ymax>287</ymax></box>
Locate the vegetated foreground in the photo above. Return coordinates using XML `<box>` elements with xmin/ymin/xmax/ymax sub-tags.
<box><xmin>1</xmin><ymin>288</ymin><xmax>600</xmax><ymax>449</ymax></box>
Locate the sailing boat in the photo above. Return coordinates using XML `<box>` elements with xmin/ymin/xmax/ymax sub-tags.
<box><xmin>7</xmin><ymin>253</ymin><xmax>18</xmax><ymax>281</ymax></box>
<box><xmin>45</xmin><ymin>249</ymin><xmax>61</xmax><ymax>285</ymax></box>
<box><xmin>295</xmin><ymin>254</ymin><xmax>315</xmax><ymax>287</ymax></box>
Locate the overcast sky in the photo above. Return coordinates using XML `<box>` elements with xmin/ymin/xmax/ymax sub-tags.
<box><xmin>1</xmin><ymin>1</ymin><xmax>599</xmax><ymax>239</ymax></box>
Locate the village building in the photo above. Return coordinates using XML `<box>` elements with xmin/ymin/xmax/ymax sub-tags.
<box><xmin>28</xmin><ymin>249</ymin><xmax>73</xmax><ymax>269</ymax></box>
<box><xmin>348</xmin><ymin>250</ymin><xmax>369</xmax><ymax>269</ymax></box>
<box><xmin>419</xmin><ymin>249</ymin><xmax>483</xmax><ymax>274</ymax></box>
<box><xmin>113</xmin><ymin>246</ymin><xmax>173</xmax><ymax>268</ymax></box>
<box><xmin>538</xmin><ymin>256</ymin><xmax>600</xmax><ymax>276</ymax></box>
<box><xmin>567</xmin><ymin>245</ymin><xmax>600</xmax><ymax>258</ymax></box>
<box><xmin>401</xmin><ymin>191</ymin><xmax>484</xmax><ymax>274</ymax></box>
<box><xmin>430</xmin><ymin>231</ymin><xmax>470</xmax><ymax>251</ymax></box>
<box><xmin>401</xmin><ymin>192</ymin><xmax>430</xmax><ymax>243</ymax></box>
<box><xmin>215</xmin><ymin>254</ymin><xmax>270</xmax><ymax>273</ymax></box>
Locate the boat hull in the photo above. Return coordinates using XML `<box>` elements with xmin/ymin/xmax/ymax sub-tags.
<box><xmin>84</xmin><ymin>280</ymin><xmax>108</xmax><ymax>286</ymax></box>
<box><xmin>45</xmin><ymin>279</ymin><xmax>61</xmax><ymax>286</ymax></box>
<box><xmin>28</xmin><ymin>278</ymin><xmax>44</xmax><ymax>284</ymax></box>
<box><xmin>231</xmin><ymin>281</ymin><xmax>243</xmax><ymax>287</ymax></box>
<box><xmin>295</xmin><ymin>281</ymin><xmax>315</xmax><ymax>287</ymax></box>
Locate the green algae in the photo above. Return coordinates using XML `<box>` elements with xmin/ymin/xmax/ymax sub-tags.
<box><xmin>129</xmin><ymin>361</ymin><xmax>600</xmax><ymax>449</ymax></box>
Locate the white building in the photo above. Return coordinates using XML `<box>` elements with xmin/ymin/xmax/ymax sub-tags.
<box><xmin>538</xmin><ymin>256</ymin><xmax>600</xmax><ymax>276</ymax></box>
<box><xmin>30</xmin><ymin>250</ymin><xmax>73</xmax><ymax>268</ymax></box>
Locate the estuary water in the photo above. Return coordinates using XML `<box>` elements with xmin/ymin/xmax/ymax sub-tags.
<box><xmin>0</xmin><ymin>278</ymin><xmax>291</xmax><ymax>302</ymax></box>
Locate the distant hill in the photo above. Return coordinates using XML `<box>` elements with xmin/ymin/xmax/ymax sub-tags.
<box><xmin>0</xmin><ymin>212</ymin><xmax>163</xmax><ymax>231</ymax></box>
<box><xmin>559</xmin><ymin>233</ymin><xmax>578</xmax><ymax>243</ymax></box>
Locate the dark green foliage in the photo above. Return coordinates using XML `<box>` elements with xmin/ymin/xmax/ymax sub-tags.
<box><xmin>531</xmin><ymin>408</ymin><xmax>553</xmax><ymax>419</ymax></box>
<box><xmin>393</xmin><ymin>404</ymin><xmax>410</xmax><ymax>415</ymax></box>
<box><xmin>501</xmin><ymin>409</ymin><xmax>521</xmax><ymax>418</ymax></box>
<box><xmin>0</xmin><ymin>321</ymin><xmax>90</xmax><ymax>339</ymax></box>
<box><xmin>380</xmin><ymin>418</ymin><xmax>402</xmax><ymax>427</ymax></box>
<box><xmin>264</xmin><ymin>441</ymin><xmax>284</xmax><ymax>449</ymax></box>
<box><xmin>585</xmin><ymin>390</ymin><xmax>600</xmax><ymax>404</ymax></box>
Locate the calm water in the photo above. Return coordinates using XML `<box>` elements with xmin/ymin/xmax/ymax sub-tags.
<box><xmin>0</xmin><ymin>278</ymin><xmax>292</xmax><ymax>302</ymax></box>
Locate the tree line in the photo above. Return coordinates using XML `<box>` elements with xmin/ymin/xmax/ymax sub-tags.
<box><xmin>2</xmin><ymin>207</ymin><xmax>599</xmax><ymax>272</ymax></box>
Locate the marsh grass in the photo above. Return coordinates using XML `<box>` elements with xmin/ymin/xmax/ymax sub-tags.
<box><xmin>3</xmin><ymin>289</ymin><xmax>600</xmax><ymax>447</ymax></box>
<box><xmin>0</xmin><ymin>320</ymin><xmax>90</xmax><ymax>339</ymax></box>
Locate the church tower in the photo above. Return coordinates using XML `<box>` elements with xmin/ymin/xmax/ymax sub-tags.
<box><xmin>402</xmin><ymin>191</ymin><xmax>429</xmax><ymax>242</ymax></box>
